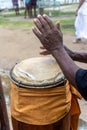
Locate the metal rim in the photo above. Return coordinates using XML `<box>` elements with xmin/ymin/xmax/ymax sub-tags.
<box><xmin>9</xmin><ymin>68</ymin><xmax>66</xmax><ymax>89</ymax></box>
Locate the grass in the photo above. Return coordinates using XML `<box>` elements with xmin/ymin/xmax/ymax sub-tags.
<box><xmin>60</xmin><ymin>19</ymin><xmax>75</xmax><ymax>33</ymax></box>
<box><xmin>0</xmin><ymin>16</ymin><xmax>34</xmax><ymax>29</ymax></box>
<box><xmin>0</xmin><ymin>5</ymin><xmax>76</xmax><ymax>33</ymax></box>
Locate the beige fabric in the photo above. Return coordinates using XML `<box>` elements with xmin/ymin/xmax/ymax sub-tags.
<box><xmin>11</xmin><ymin>81</ymin><xmax>71</xmax><ymax>125</ymax></box>
<box><xmin>11</xmin><ymin>56</ymin><xmax>64</xmax><ymax>88</ymax></box>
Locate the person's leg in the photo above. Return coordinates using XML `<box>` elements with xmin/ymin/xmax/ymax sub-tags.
<box><xmin>27</xmin><ymin>6</ymin><xmax>30</xmax><ymax>18</ymax></box>
<box><xmin>17</xmin><ymin>6</ymin><xmax>20</xmax><ymax>15</ymax></box>
<box><xmin>29</xmin><ymin>6</ymin><xmax>33</xmax><ymax>18</ymax></box>
<box><xmin>24</xmin><ymin>4</ymin><xmax>29</xmax><ymax>18</ymax></box>
<box><xmin>15</xmin><ymin>4</ymin><xmax>19</xmax><ymax>16</ymax></box>
<box><xmin>24</xmin><ymin>7</ymin><xmax>27</xmax><ymax>18</ymax></box>
<box><xmin>14</xmin><ymin>6</ymin><xmax>17</xmax><ymax>16</ymax></box>
<box><xmin>80</xmin><ymin>14</ymin><xmax>87</xmax><ymax>39</ymax></box>
<box><xmin>74</xmin><ymin>13</ymin><xmax>83</xmax><ymax>43</ymax></box>
<box><xmin>33</xmin><ymin>5</ymin><xmax>37</xmax><ymax>17</ymax></box>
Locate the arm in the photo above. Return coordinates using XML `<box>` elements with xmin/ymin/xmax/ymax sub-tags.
<box><xmin>40</xmin><ymin>46</ymin><xmax>87</xmax><ymax>63</ymax></box>
<box><xmin>52</xmin><ymin>48</ymin><xmax>79</xmax><ymax>87</ymax></box>
<box><xmin>39</xmin><ymin>21</ymin><xmax>87</xmax><ymax>63</ymax></box>
<box><xmin>64</xmin><ymin>46</ymin><xmax>87</xmax><ymax>63</ymax></box>
<box><xmin>77</xmin><ymin>0</ymin><xmax>85</xmax><ymax>10</ymax></box>
<box><xmin>32</xmin><ymin>14</ymin><xmax>80</xmax><ymax>87</ymax></box>
<box><xmin>33</xmin><ymin>14</ymin><xmax>87</xmax><ymax>100</ymax></box>
<box><xmin>75</xmin><ymin>0</ymin><xmax>85</xmax><ymax>15</ymax></box>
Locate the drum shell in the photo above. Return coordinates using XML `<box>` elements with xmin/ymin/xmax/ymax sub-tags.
<box><xmin>11</xmin><ymin>111</ymin><xmax>70</xmax><ymax>130</ymax></box>
<box><xmin>10</xmin><ymin>81</ymin><xmax>71</xmax><ymax>126</ymax></box>
<box><xmin>10</xmin><ymin>57</ymin><xmax>71</xmax><ymax>130</ymax></box>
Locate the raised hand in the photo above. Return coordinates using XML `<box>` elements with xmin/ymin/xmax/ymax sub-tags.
<box><xmin>40</xmin><ymin>46</ymin><xmax>50</xmax><ymax>55</ymax></box>
<box><xmin>33</xmin><ymin>14</ymin><xmax>63</xmax><ymax>53</ymax></box>
<box><xmin>39</xmin><ymin>21</ymin><xmax>63</xmax><ymax>55</ymax></box>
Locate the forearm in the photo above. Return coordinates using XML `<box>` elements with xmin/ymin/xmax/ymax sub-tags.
<box><xmin>33</xmin><ymin>14</ymin><xmax>87</xmax><ymax>100</ymax></box>
<box><xmin>71</xmin><ymin>52</ymin><xmax>87</xmax><ymax>63</ymax></box>
<box><xmin>52</xmin><ymin>47</ymin><xmax>80</xmax><ymax>87</ymax></box>
<box><xmin>77</xmin><ymin>0</ymin><xmax>84</xmax><ymax>10</ymax></box>
<box><xmin>64</xmin><ymin>46</ymin><xmax>87</xmax><ymax>63</ymax></box>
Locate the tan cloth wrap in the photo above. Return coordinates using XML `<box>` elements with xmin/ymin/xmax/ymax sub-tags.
<box><xmin>11</xmin><ymin>81</ymin><xmax>71</xmax><ymax>125</ymax></box>
<box><xmin>70</xmin><ymin>85</ymin><xmax>82</xmax><ymax>99</ymax></box>
<box><xmin>70</xmin><ymin>85</ymin><xmax>82</xmax><ymax>130</ymax></box>
<box><xmin>70</xmin><ymin>85</ymin><xmax>82</xmax><ymax>116</ymax></box>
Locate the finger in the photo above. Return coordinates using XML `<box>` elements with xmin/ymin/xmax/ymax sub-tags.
<box><xmin>33</xmin><ymin>18</ymin><xmax>44</xmax><ymax>33</ymax></box>
<box><xmin>40</xmin><ymin>51</ymin><xmax>50</xmax><ymax>55</ymax></box>
<box><xmin>43</xmin><ymin>14</ymin><xmax>54</xmax><ymax>29</ymax></box>
<box><xmin>56</xmin><ymin>21</ymin><xmax>62</xmax><ymax>33</ymax></box>
<box><xmin>40</xmin><ymin>46</ymin><xmax>45</xmax><ymax>49</ymax></box>
<box><xmin>37</xmin><ymin>15</ymin><xmax>50</xmax><ymax>30</ymax></box>
<box><xmin>56</xmin><ymin>21</ymin><xmax>60</xmax><ymax>30</ymax></box>
<box><xmin>32</xmin><ymin>27</ymin><xmax>42</xmax><ymax>40</ymax></box>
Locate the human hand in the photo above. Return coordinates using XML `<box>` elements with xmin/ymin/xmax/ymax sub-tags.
<box><xmin>40</xmin><ymin>46</ymin><xmax>50</xmax><ymax>55</ymax></box>
<box><xmin>40</xmin><ymin>45</ymin><xmax>73</xmax><ymax>56</ymax></box>
<box><xmin>75</xmin><ymin>10</ymin><xmax>78</xmax><ymax>16</ymax></box>
<box><xmin>32</xmin><ymin>14</ymin><xmax>63</xmax><ymax>53</ymax></box>
<box><xmin>39</xmin><ymin>21</ymin><xmax>63</xmax><ymax>55</ymax></box>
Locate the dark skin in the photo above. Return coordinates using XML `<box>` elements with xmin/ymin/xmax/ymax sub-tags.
<box><xmin>39</xmin><ymin>22</ymin><xmax>87</xmax><ymax>63</ymax></box>
<box><xmin>32</xmin><ymin>14</ymin><xmax>87</xmax><ymax>88</ymax></box>
<box><xmin>75</xmin><ymin>0</ymin><xmax>85</xmax><ymax>16</ymax></box>
<box><xmin>40</xmin><ymin>46</ymin><xmax>87</xmax><ymax>63</ymax></box>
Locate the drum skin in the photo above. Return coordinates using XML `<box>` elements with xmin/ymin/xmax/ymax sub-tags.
<box><xmin>10</xmin><ymin>56</ymin><xmax>65</xmax><ymax>89</ymax></box>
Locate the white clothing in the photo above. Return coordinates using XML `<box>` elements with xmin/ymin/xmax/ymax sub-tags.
<box><xmin>75</xmin><ymin>0</ymin><xmax>87</xmax><ymax>39</ymax></box>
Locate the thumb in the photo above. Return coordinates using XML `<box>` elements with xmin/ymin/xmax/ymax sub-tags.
<box><xmin>56</xmin><ymin>21</ymin><xmax>60</xmax><ymax>30</ymax></box>
<box><xmin>55</xmin><ymin>21</ymin><xmax>62</xmax><ymax>35</ymax></box>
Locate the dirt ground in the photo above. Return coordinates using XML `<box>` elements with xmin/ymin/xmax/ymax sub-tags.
<box><xmin>0</xmin><ymin>26</ymin><xmax>87</xmax><ymax>70</ymax></box>
<box><xmin>0</xmin><ymin>25</ymin><xmax>87</xmax><ymax>129</ymax></box>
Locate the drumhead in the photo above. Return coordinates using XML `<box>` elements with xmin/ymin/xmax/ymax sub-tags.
<box><xmin>10</xmin><ymin>56</ymin><xmax>65</xmax><ymax>88</ymax></box>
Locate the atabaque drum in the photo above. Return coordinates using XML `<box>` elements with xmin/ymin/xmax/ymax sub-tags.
<box><xmin>10</xmin><ymin>56</ymin><xmax>71</xmax><ymax>130</ymax></box>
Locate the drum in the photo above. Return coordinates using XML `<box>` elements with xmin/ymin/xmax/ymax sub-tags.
<box><xmin>10</xmin><ymin>56</ymin><xmax>71</xmax><ymax>130</ymax></box>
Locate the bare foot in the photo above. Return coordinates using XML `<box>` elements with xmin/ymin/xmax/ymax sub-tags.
<box><xmin>73</xmin><ymin>38</ymin><xmax>81</xmax><ymax>43</ymax></box>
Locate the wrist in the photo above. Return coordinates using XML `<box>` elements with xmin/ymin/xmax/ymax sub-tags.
<box><xmin>76</xmin><ymin>8</ymin><xmax>78</xmax><ymax>11</ymax></box>
<box><xmin>51</xmin><ymin>46</ymin><xmax>65</xmax><ymax>57</ymax></box>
